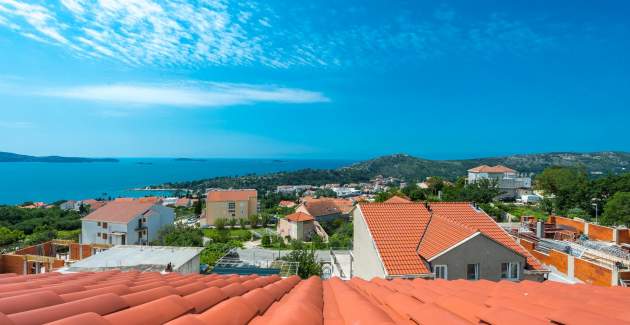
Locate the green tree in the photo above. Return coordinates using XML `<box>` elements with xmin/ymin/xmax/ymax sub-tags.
<box><xmin>214</xmin><ymin>218</ymin><xmax>226</xmax><ymax>231</ymax></box>
<box><xmin>260</xmin><ymin>214</ymin><xmax>271</xmax><ymax>227</ymax></box>
<box><xmin>261</xmin><ymin>234</ymin><xmax>271</xmax><ymax>247</ymax></box>
<box><xmin>535</xmin><ymin>166</ymin><xmax>589</xmax><ymax>212</ymax></box>
<box><xmin>314</xmin><ymin>188</ymin><xmax>337</xmax><ymax>198</ymax></box>
<box><xmin>194</xmin><ymin>199</ymin><xmax>204</xmax><ymax>216</ymax></box>
<box><xmin>153</xmin><ymin>225</ymin><xmax>203</xmax><ymax>246</ymax></box>
<box><xmin>401</xmin><ymin>183</ymin><xmax>426</xmax><ymax>201</ymax></box>
<box><xmin>540</xmin><ymin>198</ymin><xmax>554</xmax><ymax>214</ymax></box>
<box><xmin>280</xmin><ymin>245</ymin><xmax>322</xmax><ymax>279</ymax></box>
<box><xmin>248</xmin><ymin>214</ymin><xmax>260</xmax><ymax>228</ymax></box>
<box><xmin>239</xmin><ymin>218</ymin><xmax>247</xmax><ymax>229</ymax></box>
<box><xmin>228</xmin><ymin>218</ymin><xmax>237</xmax><ymax>229</ymax></box>
<box><xmin>0</xmin><ymin>226</ymin><xmax>25</xmax><ymax>246</ymax></box>
<box><xmin>600</xmin><ymin>192</ymin><xmax>630</xmax><ymax>226</ymax></box>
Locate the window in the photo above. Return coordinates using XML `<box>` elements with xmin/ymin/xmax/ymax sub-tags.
<box><xmin>466</xmin><ymin>263</ymin><xmax>479</xmax><ymax>280</ymax></box>
<box><xmin>102</xmin><ymin>233</ymin><xmax>107</xmax><ymax>240</ymax></box>
<box><xmin>501</xmin><ymin>262</ymin><xmax>520</xmax><ymax>280</ymax></box>
<box><xmin>102</xmin><ymin>222</ymin><xmax>108</xmax><ymax>228</ymax></box>
<box><xmin>97</xmin><ymin>222</ymin><xmax>101</xmax><ymax>226</ymax></box>
<box><xmin>433</xmin><ymin>265</ymin><xmax>448</xmax><ymax>280</ymax></box>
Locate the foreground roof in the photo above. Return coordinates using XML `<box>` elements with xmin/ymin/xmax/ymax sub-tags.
<box><xmin>358</xmin><ymin>202</ymin><xmax>544</xmax><ymax>275</ymax></box>
<box><xmin>82</xmin><ymin>202</ymin><xmax>155</xmax><ymax>223</ymax></box>
<box><xmin>206</xmin><ymin>189</ymin><xmax>257</xmax><ymax>202</ymax></box>
<box><xmin>468</xmin><ymin>165</ymin><xmax>516</xmax><ymax>173</ymax></box>
<box><xmin>0</xmin><ymin>271</ymin><xmax>628</xmax><ymax>324</ymax></box>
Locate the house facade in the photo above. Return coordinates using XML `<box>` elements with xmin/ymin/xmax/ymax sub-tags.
<box><xmin>81</xmin><ymin>202</ymin><xmax>174</xmax><ymax>245</ymax></box>
<box><xmin>467</xmin><ymin>165</ymin><xmax>532</xmax><ymax>199</ymax></box>
<box><xmin>277</xmin><ymin>212</ymin><xmax>316</xmax><ymax>241</ymax></box>
<box><xmin>296</xmin><ymin>197</ymin><xmax>354</xmax><ymax>222</ymax></box>
<box><xmin>352</xmin><ymin>202</ymin><xmax>544</xmax><ymax>281</ymax></box>
<box><xmin>203</xmin><ymin>189</ymin><xmax>258</xmax><ymax>226</ymax></box>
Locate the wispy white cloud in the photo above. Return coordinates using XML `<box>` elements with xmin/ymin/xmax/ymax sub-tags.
<box><xmin>35</xmin><ymin>81</ymin><xmax>329</xmax><ymax>107</ymax></box>
<box><xmin>0</xmin><ymin>1</ymin><xmax>559</xmax><ymax>68</ymax></box>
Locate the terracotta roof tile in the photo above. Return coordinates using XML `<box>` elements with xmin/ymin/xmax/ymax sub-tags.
<box><xmin>417</xmin><ymin>214</ymin><xmax>477</xmax><ymax>260</ymax></box>
<box><xmin>81</xmin><ymin>202</ymin><xmax>155</xmax><ymax>223</ymax></box>
<box><xmin>468</xmin><ymin>165</ymin><xmax>516</xmax><ymax>173</ymax></box>
<box><xmin>0</xmin><ymin>271</ymin><xmax>628</xmax><ymax>324</ymax></box>
<box><xmin>430</xmin><ymin>202</ymin><xmax>544</xmax><ymax>270</ymax></box>
<box><xmin>285</xmin><ymin>212</ymin><xmax>315</xmax><ymax>222</ymax></box>
<box><xmin>358</xmin><ymin>203</ymin><xmax>431</xmax><ymax>275</ymax></box>
<box><xmin>206</xmin><ymin>189</ymin><xmax>257</xmax><ymax>202</ymax></box>
<box><xmin>384</xmin><ymin>195</ymin><xmax>411</xmax><ymax>203</ymax></box>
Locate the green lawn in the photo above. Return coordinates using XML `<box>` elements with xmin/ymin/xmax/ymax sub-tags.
<box><xmin>505</xmin><ymin>205</ymin><xmax>548</xmax><ymax>221</ymax></box>
<box><xmin>203</xmin><ymin>228</ymin><xmax>252</xmax><ymax>242</ymax></box>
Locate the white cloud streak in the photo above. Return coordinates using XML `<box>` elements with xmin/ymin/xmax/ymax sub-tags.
<box><xmin>0</xmin><ymin>1</ymin><xmax>558</xmax><ymax>68</ymax></box>
<box><xmin>36</xmin><ymin>82</ymin><xmax>329</xmax><ymax>107</ymax></box>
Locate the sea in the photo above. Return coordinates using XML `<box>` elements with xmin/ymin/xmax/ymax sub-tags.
<box><xmin>0</xmin><ymin>158</ymin><xmax>352</xmax><ymax>205</ymax></box>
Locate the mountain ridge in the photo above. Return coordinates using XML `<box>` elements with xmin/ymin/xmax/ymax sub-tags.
<box><xmin>0</xmin><ymin>152</ymin><xmax>119</xmax><ymax>163</ymax></box>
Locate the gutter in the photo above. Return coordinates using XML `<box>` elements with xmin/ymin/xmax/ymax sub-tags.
<box><xmin>386</xmin><ymin>273</ymin><xmax>435</xmax><ymax>280</ymax></box>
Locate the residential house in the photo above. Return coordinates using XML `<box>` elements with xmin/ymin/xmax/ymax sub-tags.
<box><xmin>79</xmin><ymin>199</ymin><xmax>107</xmax><ymax>212</ymax></box>
<box><xmin>278</xmin><ymin>200</ymin><xmax>297</xmax><ymax>208</ymax></box>
<box><xmin>59</xmin><ymin>200</ymin><xmax>78</xmax><ymax>211</ymax></box>
<box><xmin>352</xmin><ymin>201</ymin><xmax>545</xmax><ymax>281</ymax></box>
<box><xmin>81</xmin><ymin>202</ymin><xmax>174</xmax><ymax>245</ymax></box>
<box><xmin>277</xmin><ymin>212</ymin><xmax>316</xmax><ymax>241</ymax></box>
<box><xmin>296</xmin><ymin>197</ymin><xmax>354</xmax><ymax>222</ymax></box>
<box><xmin>467</xmin><ymin>165</ymin><xmax>532</xmax><ymax>199</ymax></box>
<box><xmin>203</xmin><ymin>189</ymin><xmax>258</xmax><ymax>226</ymax></box>
<box><xmin>174</xmin><ymin>198</ymin><xmax>193</xmax><ymax>208</ymax></box>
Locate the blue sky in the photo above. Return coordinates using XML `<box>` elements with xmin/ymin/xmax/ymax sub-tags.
<box><xmin>0</xmin><ymin>0</ymin><xmax>628</xmax><ymax>159</ymax></box>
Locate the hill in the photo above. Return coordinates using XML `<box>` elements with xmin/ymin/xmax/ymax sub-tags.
<box><xmin>0</xmin><ymin>152</ymin><xmax>118</xmax><ymax>163</ymax></box>
<box><xmin>157</xmin><ymin>151</ymin><xmax>630</xmax><ymax>191</ymax></box>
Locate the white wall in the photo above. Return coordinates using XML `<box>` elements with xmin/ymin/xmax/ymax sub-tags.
<box><xmin>352</xmin><ymin>206</ymin><xmax>387</xmax><ymax>280</ymax></box>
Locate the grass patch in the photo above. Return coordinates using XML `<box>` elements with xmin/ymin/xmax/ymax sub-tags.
<box><xmin>203</xmin><ymin>228</ymin><xmax>252</xmax><ymax>242</ymax></box>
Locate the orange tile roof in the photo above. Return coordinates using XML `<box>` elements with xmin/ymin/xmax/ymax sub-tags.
<box><xmin>468</xmin><ymin>165</ymin><xmax>516</xmax><ymax>173</ymax></box>
<box><xmin>417</xmin><ymin>214</ymin><xmax>477</xmax><ymax>260</ymax></box>
<box><xmin>359</xmin><ymin>203</ymin><xmax>431</xmax><ymax>275</ymax></box>
<box><xmin>384</xmin><ymin>195</ymin><xmax>411</xmax><ymax>203</ymax></box>
<box><xmin>82</xmin><ymin>202</ymin><xmax>155</xmax><ymax>223</ymax></box>
<box><xmin>359</xmin><ymin>202</ymin><xmax>544</xmax><ymax>275</ymax></box>
<box><xmin>429</xmin><ymin>202</ymin><xmax>543</xmax><ymax>270</ymax></box>
<box><xmin>206</xmin><ymin>190</ymin><xmax>257</xmax><ymax>202</ymax></box>
<box><xmin>285</xmin><ymin>212</ymin><xmax>314</xmax><ymax>222</ymax></box>
<box><xmin>0</xmin><ymin>271</ymin><xmax>628</xmax><ymax>324</ymax></box>
<box><xmin>278</xmin><ymin>200</ymin><xmax>296</xmax><ymax>207</ymax></box>
<box><xmin>301</xmin><ymin>198</ymin><xmax>354</xmax><ymax>217</ymax></box>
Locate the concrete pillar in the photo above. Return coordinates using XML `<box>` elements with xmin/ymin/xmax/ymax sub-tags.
<box><xmin>613</xmin><ymin>229</ymin><xmax>619</xmax><ymax>244</ymax></box>
<box><xmin>567</xmin><ymin>255</ymin><xmax>575</xmax><ymax>280</ymax></box>
<box><xmin>536</xmin><ymin>221</ymin><xmax>543</xmax><ymax>238</ymax></box>
<box><xmin>612</xmin><ymin>265</ymin><xmax>619</xmax><ymax>286</ymax></box>
<box><xmin>584</xmin><ymin>223</ymin><xmax>589</xmax><ymax>236</ymax></box>
<box><xmin>22</xmin><ymin>259</ymin><xmax>27</xmax><ymax>275</ymax></box>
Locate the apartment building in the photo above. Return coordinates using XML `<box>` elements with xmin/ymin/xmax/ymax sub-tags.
<box><xmin>203</xmin><ymin>189</ymin><xmax>258</xmax><ymax>226</ymax></box>
<box><xmin>467</xmin><ymin>165</ymin><xmax>532</xmax><ymax>199</ymax></box>
<box><xmin>81</xmin><ymin>202</ymin><xmax>174</xmax><ymax>245</ymax></box>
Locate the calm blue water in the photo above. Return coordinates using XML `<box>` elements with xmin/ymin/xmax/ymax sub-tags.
<box><xmin>0</xmin><ymin>158</ymin><xmax>352</xmax><ymax>205</ymax></box>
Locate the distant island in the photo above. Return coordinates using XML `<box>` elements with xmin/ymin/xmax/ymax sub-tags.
<box><xmin>0</xmin><ymin>151</ymin><xmax>118</xmax><ymax>163</ymax></box>
<box><xmin>154</xmin><ymin>151</ymin><xmax>630</xmax><ymax>192</ymax></box>
<box><xmin>174</xmin><ymin>158</ymin><xmax>207</xmax><ymax>162</ymax></box>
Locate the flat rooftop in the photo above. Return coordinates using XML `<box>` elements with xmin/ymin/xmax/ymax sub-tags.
<box><xmin>67</xmin><ymin>245</ymin><xmax>203</xmax><ymax>272</ymax></box>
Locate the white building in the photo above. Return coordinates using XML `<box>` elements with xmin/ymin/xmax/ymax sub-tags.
<box><xmin>67</xmin><ymin>245</ymin><xmax>203</xmax><ymax>274</ymax></box>
<box><xmin>467</xmin><ymin>165</ymin><xmax>532</xmax><ymax>199</ymax></box>
<box><xmin>81</xmin><ymin>202</ymin><xmax>174</xmax><ymax>245</ymax></box>
<box><xmin>332</xmin><ymin>187</ymin><xmax>361</xmax><ymax>197</ymax></box>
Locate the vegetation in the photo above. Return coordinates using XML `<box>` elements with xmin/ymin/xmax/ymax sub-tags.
<box><xmin>534</xmin><ymin>167</ymin><xmax>630</xmax><ymax>225</ymax></box>
<box><xmin>0</xmin><ymin>206</ymin><xmax>83</xmax><ymax>248</ymax></box>
<box><xmin>601</xmin><ymin>192</ymin><xmax>630</xmax><ymax>226</ymax></box>
<box><xmin>152</xmin><ymin>225</ymin><xmax>204</xmax><ymax>246</ymax></box>
<box><xmin>155</xmin><ymin>152</ymin><xmax>630</xmax><ymax>193</ymax></box>
<box><xmin>200</xmin><ymin>240</ymin><xmax>243</xmax><ymax>269</ymax></box>
<box><xmin>279</xmin><ymin>241</ymin><xmax>322</xmax><ymax>279</ymax></box>
<box><xmin>314</xmin><ymin>188</ymin><xmax>337</xmax><ymax>198</ymax></box>
<box><xmin>203</xmin><ymin>228</ymin><xmax>252</xmax><ymax>242</ymax></box>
